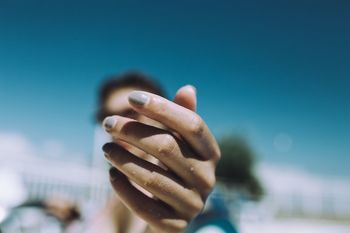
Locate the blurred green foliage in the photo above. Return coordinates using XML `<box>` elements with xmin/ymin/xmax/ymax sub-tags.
<box><xmin>216</xmin><ymin>134</ymin><xmax>264</xmax><ymax>201</ymax></box>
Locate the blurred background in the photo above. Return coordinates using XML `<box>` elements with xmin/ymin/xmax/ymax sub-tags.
<box><xmin>0</xmin><ymin>0</ymin><xmax>349</xmax><ymax>232</ymax></box>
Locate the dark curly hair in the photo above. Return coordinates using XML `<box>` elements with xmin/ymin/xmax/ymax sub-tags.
<box><xmin>96</xmin><ymin>71</ymin><xmax>166</xmax><ymax>122</ymax></box>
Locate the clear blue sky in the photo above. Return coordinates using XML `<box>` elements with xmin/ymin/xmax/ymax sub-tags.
<box><xmin>0</xmin><ymin>0</ymin><xmax>349</xmax><ymax>176</ymax></box>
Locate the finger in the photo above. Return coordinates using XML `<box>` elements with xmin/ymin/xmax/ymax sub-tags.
<box><xmin>103</xmin><ymin>143</ymin><xmax>204</xmax><ymax>218</ymax></box>
<box><xmin>109</xmin><ymin>168</ymin><xmax>188</xmax><ymax>233</ymax></box>
<box><xmin>103</xmin><ymin>117</ymin><xmax>216</xmax><ymax>194</ymax></box>
<box><xmin>173</xmin><ymin>85</ymin><xmax>197</xmax><ymax>111</ymax></box>
<box><xmin>127</xmin><ymin>91</ymin><xmax>220</xmax><ymax>161</ymax></box>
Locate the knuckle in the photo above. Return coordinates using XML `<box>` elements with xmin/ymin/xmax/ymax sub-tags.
<box><xmin>200</xmin><ymin>173</ymin><xmax>216</xmax><ymax>194</ymax></box>
<box><xmin>189</xmin><ymin>115</ymin><xmax>205</xmax><ymax>137</ymax></box>
<box><xmin>213</xmin><ymin>144</ymin><xmax>222</xmax><ymax>162</ymax></box>
<box><xmin>151</xmin><ymin>97</ymin><xmax>167</xmax><ymax>115</ymax></box>
<box><xmin>157</xmin><ymin>134</ymin><xmax>177</xmax><ymax>156</ymax></box>
<box><xmin>146</xmin><ymin>173</ymin><xmax>162</xmax><ymax>189</ymax></box>
<box><xmin>189</xmin><ymin>198</ymin><xmax>204</xmax><ymax>216</ymax></box>
<box><xmin>180</xmin><ymin>194</ymin><xmax>204</xmax><ymax>220</ymax></box>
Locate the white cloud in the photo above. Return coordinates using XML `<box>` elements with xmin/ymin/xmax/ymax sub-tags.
<box><xmin>0</xmin><ymin>131</ymin><xmax>86</xmax><ymax>162</ymax></box>
<box><xmin>41</xmin><ymin>139</ymin><xmax>66</xmax><ymax>158</ymax></box>
<box><xmin>0</xmin><ymin>132</ymin><xmax>36</xmax><ymax>159</ymax></box>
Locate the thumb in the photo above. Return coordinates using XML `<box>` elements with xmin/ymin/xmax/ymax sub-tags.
<box><xmin>173</xmin><ymin>85</ymin><xmax>197</xmax><ymax>112</ymax></box>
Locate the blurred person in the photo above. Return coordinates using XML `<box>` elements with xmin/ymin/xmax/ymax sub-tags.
<box><xmin>0</xmin><ymin>199</ymin><xmax>80</xmax><ymax>233</ymax></box>
<box><xmin>87</xmin><ymin>71</ymin><xmax>221</xmax><ymax>233</ymax></box>
<box><xmin>184</xmin><ymin>188</ymin><xmax>238</xmax><ymax>233</ymax></box>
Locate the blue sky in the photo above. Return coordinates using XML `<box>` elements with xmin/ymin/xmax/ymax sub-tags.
<box><xmin>0</xmin><ymin>0</ymin><xmax>349</xmax><ymax>176</ymax></box>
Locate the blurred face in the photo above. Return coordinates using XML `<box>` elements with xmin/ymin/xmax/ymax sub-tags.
<box><xmin>103</xmin><ymin>86</ymin><xmax>161</xmax><ymax>125</ymax></box>
<box><xmin>102</xmin><ymin>86</ymin><xmax>160</xmax><ymax>160</ymax></box>
<box><xmin>104</xmin><ymin>87</ymin><xmax>141</xmax><ymax>121</ymax></box>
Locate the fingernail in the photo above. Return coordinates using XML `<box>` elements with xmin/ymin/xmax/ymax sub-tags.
<box><xmin>104</xmin><ymin>153</ymin><xmax>110</xmax><ymax>160</ymax></box>
<box><xmin>103</xmin><ymin>116</ymin><xmax>118</xmax><ymax>130</ymax></box>
<box><xmin>102</xmin><ymin>142</ymin><xmax>114</xmax><ymax>154</ymax></box>
<box><xmin>109</xmin><ymin>168</ymin><xmax>119</xmax><ymax>181</ymax></box>
<box><xmin>129</xmin><ymin>91</ymin><xmax>150</xmax><ymax>106</ymax></box>
<box><xmin>188</xmin><ymin>85</ymin><xmax>197</xmax><ymax>94</ymax></box>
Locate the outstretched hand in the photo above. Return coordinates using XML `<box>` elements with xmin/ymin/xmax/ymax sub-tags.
<box><xmin>102</xmin><ymin>85</ymin><xmax>220</xmax><ymax>233</ymax></box>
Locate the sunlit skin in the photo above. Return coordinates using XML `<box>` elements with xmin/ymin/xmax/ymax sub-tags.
<box><xmin>91</xmin><ymin>85</ymin><xmax>220</xmax><ymax>233</ymax></box>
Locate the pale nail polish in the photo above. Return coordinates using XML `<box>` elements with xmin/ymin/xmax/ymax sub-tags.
<box><xmin>103</xmin><ymin>116</ymin><xmax>118</xmax><ymax>130</ymax></box>
<box><xmin>109</xmin><ymin>168</ymin><xmax>118</xmax><ymax>181</ymax></box>
<box><xmin>102</xmin><ymin>142</ymin><xmax>114</xmax><ymax>153</ymax></box>
<box><xmin>129</xmin><ymin>91</ymin><xmax>150</xmax><ymax>106</ymax></box>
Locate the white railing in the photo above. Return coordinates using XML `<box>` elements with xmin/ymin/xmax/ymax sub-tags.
<box><xmin>1</xmin><ymin>156</ymin><xmax>350</xmax><ymax>222</ymax></box>
<box><xmin>0</xmin><ymin>156</ymin><xmax>113</xmax><ymax>208</ymax></box>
